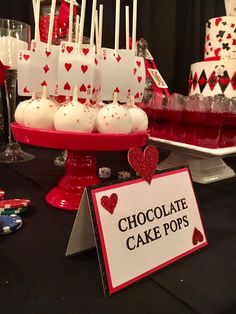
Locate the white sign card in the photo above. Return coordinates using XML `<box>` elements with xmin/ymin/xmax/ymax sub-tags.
<box><xmin>66</xmin><ymin>166</ymin><xmax>207</xmax><ymax>297</ymax></box>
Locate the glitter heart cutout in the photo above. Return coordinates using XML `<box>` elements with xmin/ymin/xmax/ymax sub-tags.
<box><xmin>128</xmin><ymin>146</ymin><xmax>159</xmax><ymax>184</ymax></box>
<box><xmin>192</xmin><ymin>228</ymin><xmax>204</xmax><ymax>245</ymax></box>
<box><xmin>101</xmin><ymin>193</ymin><xmax>118</xmax><ymax>214</ymax></box>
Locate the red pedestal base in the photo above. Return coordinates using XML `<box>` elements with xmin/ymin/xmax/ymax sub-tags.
<box><xmin>46</xmin><ymin>151</ymin><xmax>100</xmax><ymax>210</ymax></box>
<box><xmin>11</xmin><ymin>122</ymin><xmax>149</xmax><ymax>211</ymax></box>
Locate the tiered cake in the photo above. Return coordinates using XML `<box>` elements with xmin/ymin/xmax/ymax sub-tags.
<box><xmin>189</xmin><ymin>16</ymin><xmax>236</xmax><ymax>98</ymax></box>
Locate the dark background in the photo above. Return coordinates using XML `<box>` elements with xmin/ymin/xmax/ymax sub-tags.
<box><xmin>0</xmin><ymin>0</ymin><xmax>226</xmax><ymax>95</ymax></box>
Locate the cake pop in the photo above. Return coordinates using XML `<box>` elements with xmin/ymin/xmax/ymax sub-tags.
<box><xmin>54</xmin><ymin>87</ymin><xmax>94</xmax><ymax>133</ymax></box>
<box><xmin>95</xmin><ymin>93</ymin><xmax>132</xmax><ymax>134</ymax></box>
<box><xmin>23</xmin><ymin>87</ymin><xmax>57</xmax><ymax>130</ymax></box>
<box><xmin>127</xmin><ymin>97</ymin><xmax>148</xmax><ymax>132</ymax></box>
<box><xmin>14</xmin><ymin>94</ymin><xmax>35</xmax><ymax>126</ymax></box>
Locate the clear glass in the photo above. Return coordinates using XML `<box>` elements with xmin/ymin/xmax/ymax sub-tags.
<box><xmin>0</xmin><ymin>19</ymin><xmax>34</xmax><ymax>162</ymax></box>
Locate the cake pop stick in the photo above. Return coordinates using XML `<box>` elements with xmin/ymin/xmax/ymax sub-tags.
<box><xmin>68</xmin><ymin>0</ymin><xmax>74</xmax><ymax>42</ymax></box>
<box><xmin>34</xmin><ymin>0</ymin><xmax>41</xmax><ymax>41</ymax></box>
<box><xmin>114</xmin><ymin>0</ymin><xmax>120</xmax><ymax>57</ymax></box>
<box><xmin>90</xmin><ymin>0</ymin><xmax>97</xmax><ymax>45</ymax></box>
<box><xmin>132</xmin><ymin>0</ymin><xmax>137</xmax><ymax>52</ymax></box>
<box><xmin>47</xmin><ymin>0</ymin><xmax>57</xmax><ymax>51</ymax></box>
<box><xmin>78</xmin><ymin>0</ymin><xmax>86</xmax><ymax>52</ymax></box>
<box><xmin>75</xmin><ymin>15</ymin><xmax>80</xmax><ymax>44</ymax></box>
<box><xmin>95</xmin><ymin>10</ymin><xmax>99</xmax><ymax>53</ymax></box>
<box><xmin>98</xmin><ymin>5</ymin><xmax>103</xmax><ymax>55</ymax></box>
<box><xmin>125</xmin><ymin>6</ymin><xmax>130</xmax><ymax>50</ymax></box>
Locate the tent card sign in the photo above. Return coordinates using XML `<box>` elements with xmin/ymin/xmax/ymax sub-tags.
<box><xmin>18</xmin><ymin>50</ymin><xmax>31</xmax><ymax>96</ymax></box>
<box><xmin>66</xmin><ymin>157</ymin><xmax>207</xmax><ymax>296</ymax></box>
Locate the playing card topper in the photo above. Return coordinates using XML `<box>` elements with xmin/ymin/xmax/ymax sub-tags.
<box><xmin>101</xmin><ymin>48</ymin><xmax>142</xmax><ymax>103</ymax></box>
<box><xmin>57</xmin><ymin>42</ymin><xmax>98</xmax><ymax>98</ymax></box>
<box><xmin>132</xmin><ymin>57</ymin><xmax>146</xmax><ymax>102</ymax></box>
<box><xmin>28</xmin><ymin>40</ymin><xmax>59</xmax><ymax>96</ymax></box>
<box><xmin>225</xmin><ymin>0</ymin><xmax>236</xmax><ymax>15</ymax></box>
<box><xmin>148</xmin><ymin>68</ymin><xmax>168</xmax><ymax>89</ymax></box>
<box><xmin>66</xmin><ymin>165</ymin><xmax>207</xmax><ymax>297</ymax></box>
<box><xmin>18</xmin><ymin>50</ymin><xmax>32</xmax><ymax>96</ymax></box>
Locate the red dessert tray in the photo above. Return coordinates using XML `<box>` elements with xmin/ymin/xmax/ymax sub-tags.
<box><xmin>12</xmin><ymin>122</ymin><xmax>149</xmax><ymax>210</ymax></box>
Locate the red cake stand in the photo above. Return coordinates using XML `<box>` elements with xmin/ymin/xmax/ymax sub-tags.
<box><xmin>12</xmin><ymin>122</ymin><xmax>148</xmax><ymax>210</ymax></box>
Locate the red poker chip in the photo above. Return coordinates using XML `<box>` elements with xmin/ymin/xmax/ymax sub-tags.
<box><xmin>0</xmin><ymin>190</ymin><xmax>5</xmax><ymax>200</ymax></box>
<box><xmin>0</xmin><ymin>199</ymin><xmax>31</xmax><ymax>210</ymax></box>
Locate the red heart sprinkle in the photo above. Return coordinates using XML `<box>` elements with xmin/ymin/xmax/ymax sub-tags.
<box><xmin>101</xmin><ymin>193</ymin><xmax>118</xmax><ymax>214</ymax></box>
<box><xmin>81</xmin><ymin>65</ymin><xmax>88</xmax><ymax>73</ymax></box>
<box><xmin>64</xmin><ymin>82</ymin><xmax>71</xmax><ymax>91</ymax></box>
<box><xmin>65</xmin><ymin>63</ymin><xmax>72</xmax><ymax>71</ymax></box>
<box><xmin>80</xmin><ymin>84</ymin><xmax>86</xmax><ymax>92</ymax></box>
<box><xmin>23</xmin><ymin>54</ymin><xmax>30</xmax><ymax>61</ymax></box>
<box><xmin>82</xmin><ymin>48</ymin><xmax>89</xmax><ymax>56</ymax></box>
<box><xmin>66</xmin><ymin>46</ymin><xmax>73</xmax><ymax>54</ymax></box>
<box><xmin>128</xmin><ymin>146</ymin><xmax>159</xmax><ymax>184</ymax></box>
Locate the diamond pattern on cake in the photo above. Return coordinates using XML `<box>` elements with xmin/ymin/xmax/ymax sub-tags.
<box><xmin>218</xmin><ymin>72</ymin><xmax>230</xmax><ymax>93</ymax></box>
<box><xmin>231</xmin><ymin>72</ymin><xmax>236</xmax><ymax>90</ymax></box>
<box><xmin>198</xmin><ymin>70</ymin><xmax>207</xmax><ymax>93</ymax></box>
<box><xmin>208</xmin><ymin>72</ymin><xmax>217</xmax><ymax>91</ymax></box>
<box><xmin>192</xmin><ymin>72</ymin><xmax>198</xmax><ymax>90</ymax></box>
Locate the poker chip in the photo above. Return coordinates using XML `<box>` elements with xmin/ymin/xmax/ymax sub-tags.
<box><xmin>0</xmin><ymin>190</ymin><xmax>5</xmax><ymax>200</ymax></box>
<box><xmin>0</xmin><ymin>199</ymin><xmax>30</xmax><ymax>210</ymax></box>
<box><xmin>0</xmin><ymin>206</ymin><xmax>28</xmax><ymax>216</ymax></box>
<box><xmin>0</xmin><ymin>214</ymin><xmax>23</xmax><ymax>235</ymax></box>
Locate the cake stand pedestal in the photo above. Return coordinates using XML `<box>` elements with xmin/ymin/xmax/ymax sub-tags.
<box><xmin>149</xmin><ymin>137</ymin><xmax>236</xmax><ymax>184</ymax></box>
<box><xmin>12</xmin><ymin>123</ymin><xmax>148</xmax><ymax>210</ymax></box>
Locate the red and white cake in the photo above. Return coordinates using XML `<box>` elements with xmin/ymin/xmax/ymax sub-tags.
<box><xmin>189</xmin><ymin>16</ymin><xmax>236</xmax><ymax>98</ymax></box>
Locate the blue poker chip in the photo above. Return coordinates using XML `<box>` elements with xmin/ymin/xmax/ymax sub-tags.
<box><xmin>0</xmin><ymin>214</ymin><xmax>23</xmax><ymax>235</ymax></box>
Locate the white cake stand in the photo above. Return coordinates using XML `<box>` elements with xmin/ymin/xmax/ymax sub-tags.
<box><xmin>149</xmin><ymin>137</ymin><xmax>236</xmax><ymax>184</ymax></box>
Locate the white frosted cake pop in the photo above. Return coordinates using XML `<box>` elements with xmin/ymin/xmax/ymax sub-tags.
<box><xmin>54</xmin><ymin>88</ymin><xmax>94</xmax><ymax>133</ymax></box>
<box><xmin>23</xmin><ymin>88</ymin><xmax>57</xmax><ymax>130</ymax></box>
<box><xmin>96</xmin><ymin>96</ymin><xmax>132</xmax><ymax>134</ymax></box>
<box><xmin>14</xmin><ymin>97</ymin><xmax>33</xmax><ymax>126</ymax></box>
<box><xmin>128</xmin><ymin>105</ymin><xmax>148</xmax><ymax>132</ymax></box>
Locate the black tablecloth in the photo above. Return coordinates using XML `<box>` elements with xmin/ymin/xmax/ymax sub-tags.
<box><xmin>0</xmin><ymin>145</ymin><xmax>235</xmax><ymax>314</ymax></box>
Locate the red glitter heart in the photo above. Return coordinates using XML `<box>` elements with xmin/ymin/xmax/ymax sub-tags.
<box><xmin>128</xmin><ymin>146</ymin><xmax>159</xmax><ymax>184</ymax></box>
<box><xmin>136</xmin><ymin>61</ymin><xmax>141</xmax><ymax>67</ymax></box>
<box><xmin>45</xmin><ymin>50</ymin><xmax>51</xmax><ymax>57</ymax></box>
<box><xmin>192</xmin><ymin>228</ymin><xmax>204</xmax><ymax>245</ymax></box>
<box><xmin>81</xmin><ymin>65</ymin><xmax>88</xmax><ymax>73</ymax></box>
<box><xmin>65</xmin><ymin>63</ymin><xmax>72</xmax><ymax>71</ymax></box>
<box><xmin>80</xmin><ymin>84</ymin><xmax>86</xmax><ymax>92</ymax></box>
<box><xmin>64</xmin><ymin>82</ymin><xmax>71</xmax><ymax>91</ymax></box>
<box><xmin>101</xmin><ymin>193</ymin><xmax>118</xmax><ymax>214</ymax></box>
<box><xmin>23</xmin><ymin>54</ymin><xmax>30</xmax><ymax>61</ymax></box>
<box><xmin>41</xmin><ymin>80</ymin><xmax>47</xmax><ymax>87</ymax></box>
<box><xmin>82</xmin><ymin>48</ymin><xmax>89</xmax><ymax>56</ymax></box>
<box><xmin>23</xmin><ymin>86</ymin><xmax>29</xmax><ymax>93</ymax></box>
<box><xmin>66</xmin><ymin>46</ymin><xmax>73</xmax><ymax>54</ymax></box>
